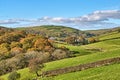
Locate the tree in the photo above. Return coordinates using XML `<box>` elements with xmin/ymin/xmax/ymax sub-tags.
<box><xmin>20</xmin><ymin>37</ymin><xmax>34</xmax><ymax>51</ymax></box>
<box><xmin>0</xmin><ymin>43</ymin><xmax>11</xmax><ymax>59</ymax></box>
<box><xmin>8</xmin><ymin>71</ymin><xmax>20</xmax><ymax>80</ymax></box>
<box><xmin>51</xmin><ymin>49</ymin><xmax>70</xmax><ymax>60</ymax></box>
<box><xmin>10</xmin><ymin>42</ymin><xmax>22</xmax><ymax>48</ymax></box>
<box><xmin>0</xmin><ymin>31</ymin><xmax>26</xmax><ymax>44</ymax></box>
<box><xmin>34</xmin><ymin>37</ymin><xmax>53</xmax><ymax>52</ymax></box>
<box><xmin>65</xmin><ymin>36</ymin><xmax>77</xmax><ymax>45</ymax></box>
<box><xmin>87</xmin><ymin>37</ymin><xmax>99</xmax><ymax>43</ymax></box>
<box><xmin>11</xmin><ymin>47</ymin><xmax>24</xmax><ymax>56</ymax></box>
<box><xmin>78</xmin><ymin>36</ymin><xmax>87</xmax><ymax>45</ymax></box>
<box><xmin>29</xmin><ymin>58</ymin><xmax>44</xmax><ymax>76</ymax></box>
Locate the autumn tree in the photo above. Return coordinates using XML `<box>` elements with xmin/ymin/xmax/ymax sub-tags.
<box><xmin>0</xmin><ymin>27</ymin><xmax>13</xmax><ymax>36</ymax></box>
<box><xmin>0</xmin><ymin>43</ymin><xmax>11</xmax><ymax>59</ymax></box>
<box><xmin>10</xmin><ymin>42</ymin><xmax>22</xmax><ymax>48</ymax></box>
<box><xmin>10</xmin><ymin>47</ymin><xmax>24</xmax><ymax>56</ymax></box>
<box><xmin>78</xmin><ymin>36</ymin><xmax>87</xmax><ymax>45</ymax></box>
<box><xmin>34</xmin><ymin>37</ymin><xmax>53</xmax><ymax>52</ymax></box>
<box><xmin>0</xmin><ymin>31</ymin><xmax>26</xmax><ymax>44</ymax></box>
<box><xmin>88</xmin><ymin>37</ymin><xmax>99</xmax><ymax>43</ymax></box>
<box><xmin>20</xmin><ymin>37</ymin><xmax>34</xmax><ymax>51</ymax></box>
<box><xmin>65</xmin><ymin>36</ymin><xmax>77</xmax><ymax>45</ymax></box>
<box><xmin>51</xmin><ymin>49</ymin><xmax>70</xmax><ymax>60</ymax></box>
<box><xmin>29</xmin><ymin>58</ymin><xmax>44</xmax><ymax>76</ymax></box>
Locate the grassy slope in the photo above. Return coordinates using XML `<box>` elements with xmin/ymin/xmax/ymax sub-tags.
<box><xmin>0</xmin><ymin>68</ymin><xmax>36</xmax><ymax>80</ymax></box>
<box><xmin>1</xmin><ymin>31</ymin><xmax>120</xmax><ymax>80</ymax></box>
<box><xmin>99</xmin><ymin>31</ymin><xmax>120</xmax><ymax>41</ymax></box>
<box><xmin>86</xmin><ymin>27</ymin><xmax>120</xmax><ymax>35</ymax></box>
<box><xmin>47</xmin><ymin>31</ymin><xmax>120</xmax><ymax>80</ymax></box>
<box><xmin>56</xmin><ymin>43</ymin><xmax>95</xmax><ymax>56</ymax></box>
<box><xmin>49</xmin><ymin>63</ymin><xmax>120</xmax><ymax>80</ymax></box>
<box><xmin>1</xmin><ymin>49</ymin><xmax>120</xmax><ymax>80</ymax></box>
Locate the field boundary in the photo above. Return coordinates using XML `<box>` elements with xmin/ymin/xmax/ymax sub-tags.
<box><xmin>42</xmin><ymin>57</ymin><xmax>120</xmax><ymax>76</ymax></box>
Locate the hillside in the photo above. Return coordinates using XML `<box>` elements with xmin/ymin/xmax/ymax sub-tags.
<box><xmin>1</xmin><ymin>0</ymin><xmax>120</xmax><ymax>80</ymax></box>
<box><xmin>86</xmin><ymin>27</ymin><xmax>120</xmax><ymax>35</ymax></box>
<box><xmin>0</xmin><ymin>26</ymin><xmax>74</xmax><ymax>78</ymax></box>
<box><xmin>0</xmin><ymin>26</ymin><xmax>120</xmax><ymax>80</ymax></box>
<box><xmin>16</xmin><ymin>25</ymin><xmax>90</xmax><ymax>38</ymax></box>
<box><xmin>0</xmin><ymin>26</ymin><xmax>14</xmax><ymax>36</ymax></box>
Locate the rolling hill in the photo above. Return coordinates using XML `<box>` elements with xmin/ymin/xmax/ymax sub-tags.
<box><xmin>0</xmin><ymin>26</ymin><xmax>120</xmax><ymax>80</ymax></box>
<box><xmin>16</xmin><ymin>25</ymin><xmax>83</xmax><ymax>37</ymax></box>
<box><xmin>86</xmin><ymin>27</ymin><xmax>120</xmax><ymax>35</ymax></box>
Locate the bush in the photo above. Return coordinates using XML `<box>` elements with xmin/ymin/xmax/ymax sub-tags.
<box><xmin>8</xmin><ymin>71</ymin><xmax>20</xmax><ymax>80</ymax></box>
<box><xmin>29</xmin><ymin>58</ymin><xmax>44</xmax><ymax>76</ymax></box>
<box><xmin>10</xmin><ymin>42</ymin><xmax>22</xmax><ymax>48</ymax></box>
<box><xmin>51</xmin><ymin>49</ymin><xmax>69</xmax><ymax>60</ymax></box>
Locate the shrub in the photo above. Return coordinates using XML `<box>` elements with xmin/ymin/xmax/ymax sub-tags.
<box><xmin>0</xmin><ymin>43</ymin><xmax>10</xmax><ymax>54</ymax></box>
<box><xmin>51</xmin><ymin>49</ymin><xmax>70</xmax><ymax>60</ymax></box>
<box><xmin>8</xmin><ymin>71</ymin><xmax>20</xmax><ymax>80</ymax></box>
<box><xmin>11</xmin><ymin>47</ymin><xmax>24</xmax><ymax>56</ymax></box>
<box><xmin>10</xmin><ymin>42</ymin><xmax>22</xmax><ymax>48</ymax></box>
<box><xmin>34</xmin><ymin>37</ymin><xmax>53</xmax><ymax>52</ymax></box>
<box><xmin>88</xmin><ymin>37</ymin><xmax>99</xmax><ymax>43</ymax></box>
<box><xmin>29</xmin><ymin>58</ymin><xmax>44</xmax><ymax>76</ymax></box>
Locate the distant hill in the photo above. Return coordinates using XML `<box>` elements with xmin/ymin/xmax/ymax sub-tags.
<box><xmin>0</xmin><ymin>26</ymin><xmax>14</xmax><ymax>36</ymax></box>
<box><xmin>86</xmin><ymin>27</ymin><xmax>120</xmax><ymax>35</ymax></box>
<box><xmin>1</xmin><ymin>25</ymin><xmax>120</xmax><ymax>37</ymax></box>
<box><xmin>0</xmin><ymin>26</ymin><xmax>13</xmax><ymax>31</ymax></box>
<box><xmin>16</xmin><ymin>25</ymin><xmax>87</xmax><ymax>38</ymax></box>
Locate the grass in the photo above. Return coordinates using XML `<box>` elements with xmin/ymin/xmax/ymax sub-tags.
<box><xmin>1</xmin><ymin>31</ymin><xmax>120</xmax><ymax>80</ymax></box>
<box><xmin>81</xmin><ymin>38</ymin><xmax>120</xmax><ymax>52</ymax></box>
<box><xmin>43</xmin><ymin>48</ymin><xmax>120</xmax><ymax>71</ymax></box>
<box><xmin>46</xmin><ymin>63</ymin><xmax>120</xmax><ymax>80</ymax></box>
<box><xmin>1</xmin><ymin>48</ymin><xmax>120</xmax><ymax>80</ymax></box>
<box><xmin>56</xmin><ymin>43</ymin><xmax>94</xmax><ymax>56</ymax></box>
<box><xmin>99</xmin><ymin>31</ymin><xmax>120</xmax><ymax>41</ymax></box>
<box><xmin>0</xmin><ymin>68</ymin><xmax>37</xmax><ymax>80</ymax></box>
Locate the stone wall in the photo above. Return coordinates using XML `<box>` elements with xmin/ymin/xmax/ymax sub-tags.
<box><xmin>42</xmin><ymin>57</ymin><xmax>120</xmax><ymax>77</ymax></box>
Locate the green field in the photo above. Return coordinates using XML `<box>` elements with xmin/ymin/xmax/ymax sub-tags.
<box><xmin>1</xmin><ymin>31</ymin><xmax>120</xmax><ymax>80</ymax></box>
<box><xmin>1</xmin><ymin>48</ymin><xmax>120</xmax><ymax>80</ymax></box>
<box><xmin>47</xmin><ymin>63</ymin><xmax>120</xmax><ymax>80</ymax></box>
<box><xmin>99</xmin><ymin>31</ymin><xmax>120</xmax><ymax>41</ymax></box>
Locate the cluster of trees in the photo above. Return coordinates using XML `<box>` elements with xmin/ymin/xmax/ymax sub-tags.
<box><xmin>0</xmin><ymin>31</ymin><xmax>26</xmax><ymax>44</ymax></box>
<box><xmin>0</xmin><ymin>48</ymin><xmax>71</xmax><ymax>75</ymax></box>
<box><xmin>0</xmin><ymin>27</ymin><xmax>98</xmax><ymax>77</ymax></box>
<box><xmin>0</xmin><ymin>31</ymin><xmax>54</xmax><ymax>59</ymax></box>
<box><xmin>0</xmin><ymin>27</ymin><xmax>13</xmax><ymax>36</ymax></box>
<box><xmin>0</xmin><ymin>29</ymin><xmax>72</xmax><ymax>76</ymax></box>
<box><xmin>65</xmin><ymin>36</ymin><xmax>99</xmax><ymax>45</ymax></box>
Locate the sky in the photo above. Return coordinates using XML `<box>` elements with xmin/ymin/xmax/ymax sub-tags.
<box><xmin>0</xmin><ymin>0</ymin><xmax>120</xmax><ymax>30</ymax></box>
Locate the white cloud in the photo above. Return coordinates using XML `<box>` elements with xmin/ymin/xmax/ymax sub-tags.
<box><xmin>0</xmin><ymin>19</ymin><xmax>18</xmax><ymax>24</ymax></box>
<box><xmin>82</xmin><ymin>10</ymin><xmax>120</xmax><ymax>21</ymax></box>
<box><xmin>0</xmin><ymin>10</ymin><xmax>120</xmax><ymax>29</ymax></box>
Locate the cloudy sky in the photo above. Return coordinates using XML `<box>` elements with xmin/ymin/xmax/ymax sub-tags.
<box><xmin>0</xmin><ymin>0</ymin><xmax>120</xmax><ymax>30</ymax></box>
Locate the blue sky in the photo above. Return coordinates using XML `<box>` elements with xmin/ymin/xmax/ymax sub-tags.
<box><xmin>0</xmin><ymin>0</ymin><xmax>120</xmax><ymax>30</ymax></box>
